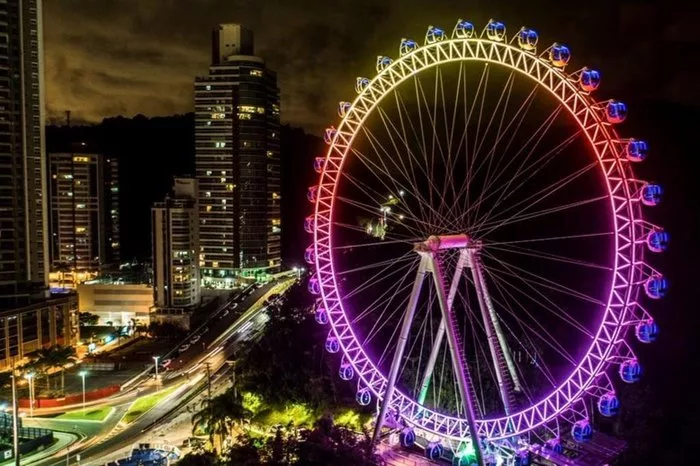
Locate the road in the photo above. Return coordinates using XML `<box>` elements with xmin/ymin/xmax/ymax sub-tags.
<box><xmin>26</xmin><ymin>278</ymin><xmax>295</xmax><ymax>466</ymax></box>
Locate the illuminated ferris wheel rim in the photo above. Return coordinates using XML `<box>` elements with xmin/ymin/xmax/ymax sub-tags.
<box><xmin>310</xmin><ymin>21</ymin><xmax>659</xmax><ymax>442</ymax></box>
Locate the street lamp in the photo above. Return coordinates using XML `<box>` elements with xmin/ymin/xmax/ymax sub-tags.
<box><xmin>153</xmin><ymin>356</ymin><xmax>160</xmax><ymax>385</ymax></box>
<box><xmin>24</xmin><ymin>373</ymin><xmax>34</xmax><ymax>417</ymax></box>
<box><xmin>78</xmin><ymin>371</ymin><xmax>87</xmax><ymax>411</ymax></box>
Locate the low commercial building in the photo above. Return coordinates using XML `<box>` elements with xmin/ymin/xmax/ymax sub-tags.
<box><xmin>77</xmin><ymin>281</ymin><xmax>153</xmax><ymax>326</ymax></box>
<box><xmin>0</xmin><ymin>293</ymin><xmax>79</xmax><ymax>370</ymax></box>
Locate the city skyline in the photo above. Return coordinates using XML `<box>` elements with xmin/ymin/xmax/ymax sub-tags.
<box><xmin>43</xmin><ymin>0</ymin><xmax>700</xmax><ymax>133</ymax></box>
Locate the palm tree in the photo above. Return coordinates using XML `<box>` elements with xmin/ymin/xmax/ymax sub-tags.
<box><xmin>34</xmin><ymin>345</ymin><xmax>77</xmax><ymax>395</ymax></box>
<box><xmin>192</xmin><ymin>390</ymin><xmax>252</xmax><ymax>453</ymax></box>
<box><xmin>52</xmin><ymin>345</ymin><xmax>77</xmax><ymax>395</ymax></box>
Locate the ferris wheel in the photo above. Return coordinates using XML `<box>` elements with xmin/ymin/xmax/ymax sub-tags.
<box><xmin>304</xmin><ymin>18</ymin><xmax>666</xmax><ymax>465</ymax></box>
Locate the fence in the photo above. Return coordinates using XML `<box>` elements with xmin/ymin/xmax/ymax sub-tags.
<box><xmin>18</xmin><ymin>384</ymin><xmax>120</xmax><ymax>408</ymax></box>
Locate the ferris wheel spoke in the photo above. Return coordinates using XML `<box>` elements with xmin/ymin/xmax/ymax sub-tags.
<box><xmin>354</xmin><ymin>265</ymin><xmax>417</xmax><ymax>326</ymax></box>
<box><xmin>335</xmin><ymin>194</ymin><xmax>427</xmax><ymax>240</ymax></box>
<box><xmin>483</xmin><ymin>250</ymin><xmax>606</xmax><ymax>308</ymax></box>
<box><xmin>476</xmin><ymin>194</ymin><xmax>609</xmax><ymax>233</ymax></box>
<box><xmin>414</xmin><ymin>72</ymin><xmax>451</xmax><ymax>227</ymax></box>
<box><xmin>333</xmin><ymin>221</ymin><xmax>418</xmax><ymax>243</ymax></box>
<box><xmin>481</xmin><ymin>254</ymin><xmax>599</xmax><ymax>337</ymax></box>
<box><xmin>482</xmin><ymin>267</ymin><xmax>580</xmax><ymax>366</ymax></box>
<box><xmin>375</xmin><ymin>105</ymin><xmax>431</xmax><ymax>225</ymax></box>
<box><xmin>471</xmin><ymin>127</ymin><xmax>583</xmax><ymax>232</ymax></box>
<box><xmin>446</xmin><ymin>78</ymin><xmax>539</xmax><ymax>227</ymax></box>
<box><xmin>485</xmin><ymin>273</ymin><xmax>559</xmax><ymax>387</ymax></box>
<box><xmin>483</xmin><ymin>231</ymin><xmax>614</xmax><ymax>247</ymax></box>
<box><xmin>343</xmin><ymin>252</ymin><xmax>418</xmax><ymax>301</ymax></box>
<box><xmin>463</xmin><ymin>105</ymin><xmax>567</xmax><ymax>229</ymax></box>
<box><xmin>474</xmin><ymin>159</ymin><xmax>598</xmax><ymax>238</ymax></box>
<box><xmin>444</xmin><ymin>62</ymin><xmax>465</xmax><ymax>207</ymax></box>
<box><xmin>474</xmin><ymin>83</ymin><xmax>540</xmax><ymax>207</ymax></box>
<box><xmin>393</xmin><ymin>91</ymin><xmax>437</xmax><ymax>192</ymax></box>
<box><xmin>484</xmin><ymin>242</ymin><xmax>613</xmax><ymax>271</ymax></box>
<box><xmin>465</xmin><ymin>64</ymin><xmax>491</xmax><ymax>227</ymax></box>
<box><xmin>468</xmin><ymin>71</ymin><xmax>516</xmax><ymax>224</ymax></box>
<box><xmin>352</xmin><ymin>132</ymin><xmax>449</xmax><ymax>233</ymax></box>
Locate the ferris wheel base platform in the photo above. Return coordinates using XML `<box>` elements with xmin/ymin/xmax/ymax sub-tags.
<box><xmin>381</xmin><ymin>446</ymin><xmax>441</xmax><ymax>466</ymax></box>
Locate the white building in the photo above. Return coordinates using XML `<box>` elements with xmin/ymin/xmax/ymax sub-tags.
<box><xmin>152</xmin><ymin>178</ymin><xmax>201</xmax><ymax>310</ymax></box>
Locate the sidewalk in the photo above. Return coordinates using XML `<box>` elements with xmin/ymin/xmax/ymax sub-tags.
<box><xmin>0</xmin><ymin>431</ymin><xmax>79</xmax><ymax>466</ymax></box>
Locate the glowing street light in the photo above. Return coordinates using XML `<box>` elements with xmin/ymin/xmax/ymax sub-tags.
<box><xmin>78</xmin><ymin>371</ymin><xmax>87</xmax><ymax>411</ymax></box>
<box><xmin>24</xmin><ymin>373</ymin><xmax>34</xmax><ymax>417</ymax></box>
<box><xmin>153</xmin><ymin>356</ymin><xmax>160</xmax><ymax>385</ymax></box>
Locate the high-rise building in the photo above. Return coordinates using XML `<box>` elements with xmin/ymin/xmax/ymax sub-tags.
<box><xmin>0</xmin><ymin>1</ymin><xmax>79</xmax><ymax>367</ymax></box>
<box><xmin>48</xmin><ymin>150</ymin><xmax>120</xmax><ymax>284</ymax></box>
<box><xmin>152</xmin><ymin>178</ymin><xmax>200</xmax><ymax>309</ymax></box>
<box><xmin>195</xmin><ymin>24</ymin><xmax>281</xmax><ymax>286</ymax></box>
<box><xmin>0</xmin><ymin>0</ymin><xmax>49</xmax><ymax>303</ymax></box>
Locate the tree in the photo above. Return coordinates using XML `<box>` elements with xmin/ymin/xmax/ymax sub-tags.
<box><xmin>52</xmin><ymin>345</ymin><xmax>78</xmax><ymax>395</ymax></box>
<box><xmin>294</xmin><ymin>416</ymin><xmax>381</xmax><ymax>465</ymax></box>
<box><xmin>192</xmin><ymin>388</ymin><xmax>252</xmax><ymax>452</ymax></box>
<box><xmin>221</xmin><ymin>434</ymin><xmax>262</xmax><ymax>466</ymax></box>
<box><xmin>79</xmin><ymin>312</ymin><xmax>100</xmax><ymax>326</ymax></box>
<box><xmin>176</xmin><ymin>452</ymin><xmax>216</xmax><ymax>466</ymax></box>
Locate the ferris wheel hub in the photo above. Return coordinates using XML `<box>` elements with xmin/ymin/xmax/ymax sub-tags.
<box><xmin>414</xmin><ymin>234</ymin><xmax>471</xmax><ymax>251</ymax></box>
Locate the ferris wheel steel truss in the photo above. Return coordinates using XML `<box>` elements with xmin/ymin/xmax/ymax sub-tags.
<box><xmin>308</xmin><ymin>20</ymin><xmax>664</xmax><ymax>444</ymax></box>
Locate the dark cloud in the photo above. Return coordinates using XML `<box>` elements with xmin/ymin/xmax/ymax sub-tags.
<box><xmin>44</xmin><ymin>0</ymin><xmax>700</xmax><ymax>132</ymax></box>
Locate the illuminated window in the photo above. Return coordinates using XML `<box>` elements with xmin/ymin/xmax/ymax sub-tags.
<box><xmin>266</xmin><ymin>151</ymin><xmax>274</xmax><ymax>157</ymax></box>
<box><xmin>220</xmin><ymin>171</ymin><xmax>226</xmax><ymax>175</ymax></box>
<box><xmin>206</xmin><ymin>205</ymin><xmax>212</xmax><ymax>212</ymax></box>
<box><xmin>226</xmin><ymin>184</ymin><xmax>235</xmax><ymax>191</ymax></box>
<box><xmin>272</xmin><ymin>192</ymin><xmax>280</xmax><ymax>200</ymax></box>
<box><xmin>205</xmin><ymin>85</ymin><xmax>211</xmax><ymax>90</ymax></box>
<box><xmin>75</xmin><ymin>180</ymin><xmax>81</xmax><ymax>185</ymax></box>
<box><xmin>214</xmin><ymin>141</ymin><xmax>226</xmax><ymax>148</ymax></box>
<box><xmin>73</xmin><ymin>156</ymin><xmax>89</xmax><ymax>163</ymax></box>
<box><xmin>76</xmin><ymin>203</ymin><xmax>86</xmax><ymax>209</ymax></box>
<box><xmin>206</xmin><ymin>170</ymin><xmax>212</xmax><ymax>175</ymax></box>
<box><xmin>221</xmin><ymin>199</ymin><xmax>226</xmax><ymax>205</ymax></box>
<box><xmin>212</xmin><ymin>261</ymin><xmax>219</xmax><ymax>268</ymax></box>
<box><xmin>220</xmin><ymin>177</ymin><xmax>226</xmax><ymax>182</ymax></box>
<box><xmin>75</xmin><ymin>227</ymin><xmax>86</xmax><ymax>233</ymax></box>
<box><xmin>205</xmin><ymin>191</ymin><xmax>211</xmax><ymax>198</ymax></box>
<box><xmin>111</xmin><ymin>242</ymin><xmax>119</xmax><ymax>248</ymax></box>
<box><xmin>271</xmin><ymin>218</ymin><xmax>281</xmax><ymax>226</ymax></box>
<box><xmin>63</xmin><ymin>174</ymin><xmax>73</xmax><ymax>179</ymax></box>
<box><xmin>66</xmin><ymin>192</ymin><xmax>73</xmax><ymax>197</ymax></box>
<box><xmin>238</xmin><ymin>113</ymin><xmax>252</xmax><ymax>120</ymax></box>
<box><xmin>211</xmin><ymin>113</ymin><xmax>226</xmax><ymax>119</ymax></box>
<box><xmin>272</xmin><ymin>104</ymin><xmax>280</xmax><ymax>115</ymax></box>
<box><xmin>111</xmin><ymin>187</ymin><xmax>118</xmax><ymax>192</ymax></box>
<box><xmin>250</xmin><ymin>69</ymin><xmax>263</xmax><ymax>77</ymax></box>
<box><xmin>272</xmin><ymin>226</ymin><xmax>281</xmax><ymax>234</ymax></box>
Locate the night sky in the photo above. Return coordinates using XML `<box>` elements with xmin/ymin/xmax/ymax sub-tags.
<box><xmin>45</xmin><ymin>0</ymin><xmax>699</xmax><ymax>132</ymax></box>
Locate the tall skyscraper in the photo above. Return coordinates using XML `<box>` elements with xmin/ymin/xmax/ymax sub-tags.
<box><xmin>48</xmin><ymin>150</ymin><xmax>120</xmax><ymax>282</ymax></box>
<box><xmin>195</xmin><ymin>24</ymin><xmax>281</xmax><ymax>287</ymax></box>
<box><xmin>0</xmin><ymin>1</ymin><xmax>79</xmax><ymax>369</ymax></box>
<box><xmin>0</xmin><ymin>0</ymin><xmax>49</xmax><ymax>303</ymax></box>
<box><xmin>152</xmin><ymin>178</ymin><xmax>200</xmax><ymax>309</ymax></box>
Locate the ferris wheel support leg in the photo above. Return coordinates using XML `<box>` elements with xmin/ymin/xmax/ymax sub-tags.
<box><xmin>372</xmin><ymin>254</ymin><xmax>430</xmax><ymax>446</ymax></box>
<box><xmin>429</xmin><ymin>253</ymin><xmax>484</xmax><ymax>466</ymax></box>
<box><xmin>468</xmin><ymin>248</ymin><xmax>521</xmax><ymax>416</ymax></box>
<box><xmin>417</xmin><ymin>248</ymin><xmax>470</xmax><ymax>406</ymax></box>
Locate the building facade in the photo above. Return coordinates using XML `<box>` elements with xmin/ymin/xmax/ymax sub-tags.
<box><xmin>195</xmin><ymin>24</ymin><xmax>281</xmax><ymax>287</ymax></box>
<box><xmin>47</xmin><ymin>151</ymin><xmax>120</xmax><ymax>284</ymax></box>
<box><xmin>152</xmin><ymin>178</ymin><xmax>201</xmax><ymax>309</ymax></box>
<box><xmin>0</xmin><ymin>293</ymin><xmax>78</xmax><ymax>370</ymax></box>
<box><xmin>76</xmin><ymin>282</ymin><xmax>152</xmax><ymax>327</ymax></box>
<box><xmin>0</xmin><ymin>0</ymin><xmax>49</xmax><ymax>304</ymax></box>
